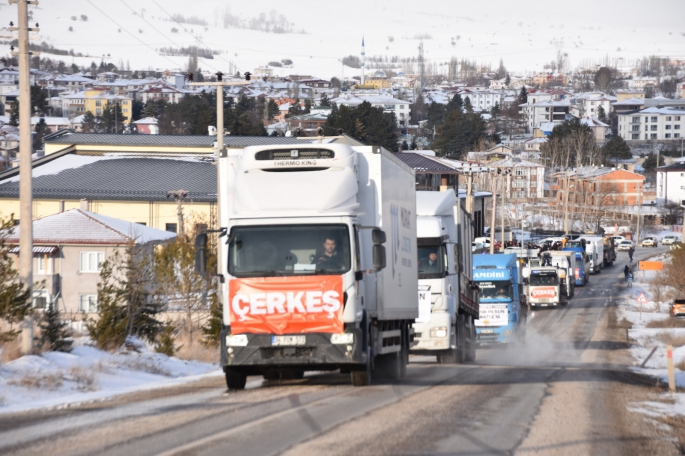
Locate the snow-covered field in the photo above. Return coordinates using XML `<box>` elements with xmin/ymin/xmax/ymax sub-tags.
<box><xmin>0</xmin><ymin>337</ymin><xmax>219</xmax><ymax>415</ymax></box>
<box><xmin>617</xmin><ymin>253</ymin><xmax>685</xmax><ymax>418</ymax></box>
<box><xmin>1</xmin><ymin>0</ymin><xmax>683</xmax><ymax>79</ymax></box>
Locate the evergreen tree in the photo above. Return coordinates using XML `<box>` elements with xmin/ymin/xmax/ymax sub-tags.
<box><xmin>409</xmin><ymin>93</ymin><xmax>428</xmax><ymax>124</ymax></box>
<box><xmin>642</xmin><ymin>153</ymin><xmax>665</xmax><ymax>171</ymax></box>
<box><xmin>518</xmin><ymin>86</ymin><xmax>528</xmax><ymax>105</ymax></box>
<box><xmin>267</xmin><ymin>99</ymin><xmax>279</xmax><ymax>120</ymax></box>
<box><xmin>82</xmin><ymin>111</ymin><xmax>97</xmax><ymax>133</ymax></box>
<box><xmin>319</xmin><ymin>92</ymin><xmax>331</xmax><ymax>107</ymax></box>
<box><xmin>601</xmin><ymin>136</ymin><xmax>631</xmax><ymax>159</ymax></box>
<box><xmin>39</xmin><ymin>302</ymin><xmax>73</xmax><ymax>352</ymax></box>
<box><xmin>202</xmin><ymin>293</ymin><xmax>222</xmax><ymax>347</ymax></box>
<box><xmin>446</xmin><ymin>94</ymin><xmax>463</xmax><ymax>113</ymax></box>
<box><xmin>324</xmin><ymin>101</ymin><xmax>398</xmax><ymax>151</ymax></box>
<box><xmin>154</xmin><ymin>324</ymin><xmax>178</xmax><ymax>356</ymax></box>
<box><xmin>8</xmin><ymin>101</ymin><xmax>19</xmax><ymax>126</ymax></box>
<box><xmin>101</xmin><ymin>102</ymin><xmax>125</xmax><ymax>133</ymax></box>
<box><xmin>426</xmin><ymin>102</ymin><xmax>447</xmax><ymax>129</ymax></box>
<box><xmin>304</xmin><ymin>98</ymin><xmax>312</xmax><ymax>113</ymax></box>
<box><xmin>131</xmin><ymin>99</ymin><xmax>145</xmax><ymax>122</ymax></box>
<box><xmin>505</xmin><ymin>73</ymin><xmax>511</xmax><ymax>87</ymax></box>
<box><xmin>464</xmin><ymin>96</ymin><xmax>473</xmax><ymax>113</ymax></box>
<box><xmin>32</xmin><ymin>118</ymin><xmax>47</xmax><ymax>151</ymax></box>
<box><xmin>431</xmin><ymin>110</ymin><xmax>487</xmax><ymax>159</ymax></box>
<box><xmin>30</xmin><ymin>84</ymin><xmax>49</xmax><ymax>116</ymax></box>
<box><xmin>142</xmin><ymin>99</ymin><xmax>167</xmax><ymax>119</ymax></box>
<box><xmin>597</xmin><ymin>105</ymin><xmax>608</xmax><ymax>124</ymax></box>
<box><xmin>0</xmin><ymin>215</ymin><xmax>33</xmax><ymax>342</ymax></box>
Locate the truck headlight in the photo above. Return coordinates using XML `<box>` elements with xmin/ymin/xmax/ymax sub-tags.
<box><xmin>226</xmin><ymin>334</ymin><xmax>248</xmax><ymax>346</ymax></box>
<box><xmin>331</xmin><ymin>333</ymin><xmax>354</xmax><ymax>344</ymax></box>
<box><xmin>430</xmin><ymin>327</ymin><xmax>448</xmax><ymax>338</ymax></box>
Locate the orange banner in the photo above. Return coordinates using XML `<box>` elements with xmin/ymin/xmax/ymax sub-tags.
<box><xmin>229</xmin><ymin>276</ymin><xmax>344</xmax><ymax>335</ymax></box>
<box><xmin>531</xmin><ymin>287</ymin><xmax>557</xmax><ymax>299</ymax></box>
<box><xmin>639</xmin><ymin>261</ymin><xmax>663</xmax><ymax>271</ymax></box>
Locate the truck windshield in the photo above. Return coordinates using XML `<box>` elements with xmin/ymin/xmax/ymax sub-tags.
<box><xmin>529</xmin><ymin>272</ymin><xmax>559</xmax><ymax>286</ymax></box>
<box><xmin>478</xmin><ymin>281</ymin><xmax>512</xmax><ymax>300</ymax></box>
<box><xmin>417</xmin><ymin>245</ymin><xmax>446</xmax><ymax>279</ymax></box>
<box><xmin>228</xmin><ymin>224</ymin><xmax>351</xmax><ymax>277</ymax></box>
<box><xmin>566</xmin><ymin>241</ymin><xmax>584</xmax><ymax>248</ymax></box>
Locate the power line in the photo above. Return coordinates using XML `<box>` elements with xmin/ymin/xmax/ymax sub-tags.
<box><xmin>150</xmin><ymin>0</ymin><xmax>241</xmax><ymax>74</ymax></box>
<box><xmin>85</xmin><ymin>0</ymin><xmax>184</xmax><ymax>71</ymax></box>
<box><xmin>118</xmin><ymin>0</ymin><xmax>220</xmax><ymax>73</ymax></box>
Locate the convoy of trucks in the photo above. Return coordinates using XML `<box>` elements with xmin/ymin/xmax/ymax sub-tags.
<box><xmin>195</xmin><ymin>142</ymin><xmax>627</xmax><ymax>389</ymax></box>
<box><xmin>473</xmin><ymin>253</ymin><xmax>526</xmax><ymax>344</ymax></box>
<box><xmin>412</xmin><ymin>190</ymin><xmax>478</xmax><ymax>363</ymax></box>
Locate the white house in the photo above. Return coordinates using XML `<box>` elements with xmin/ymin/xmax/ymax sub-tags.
<box><xmin>656</xmin><ymin>162</ymin><xmax>685</xmax><ymax>206</ymax></box>
<box><xmin>571</xmin><ymin>92</ymin><xmax>616</xmax><ymax>118</ymax></box>
<box><xmin>460</xmin><ymin>89</ymin><xmax>505</xmax><ymax>111</ymax></box>
<box><xmin>520</xmin><ymin>100</ymin><xmax>570</xmax><ymax>132</ymax></box>
<box><xmin>617</xmin><ymin>107</ymin><xmax>685</xmax><ymax>141</ymax></box>
<box><xmin>489</xmin><ymin>157</ymin><xmax>545</xmax><ymax>199</ymax></box>
<box><xmin>329</xmin><ymin>94</ymin><xmax>411</xmax><ymax>127</ymax></box>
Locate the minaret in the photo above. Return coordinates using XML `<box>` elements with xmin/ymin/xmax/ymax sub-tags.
<box><xmin>361</xmin><ymin>36</ymin><xmax>366</xmax><ymax>86</ymax></box>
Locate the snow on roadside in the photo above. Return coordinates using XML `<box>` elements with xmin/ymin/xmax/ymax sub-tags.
<box><xmin>0</xmin><ymin>337</ymin><xmax>220</xmax><ymax>415</ymax></box>
<box><xmin>617</xmin><ymin>252</ymin><xmax>685</xmax><ymax>418</ymax></box>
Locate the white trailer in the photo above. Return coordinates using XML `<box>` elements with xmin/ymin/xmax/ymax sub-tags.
<box><xmin>545</xmin><ymin>251</ymin><xmax>576</xmax><ymax>299</ymax></box>
<box><xmin>412</xmin><ymin>190</ymin><xmax>478</xmax><ymax>364</ymax></box>
<box><xmin>197</xmin><ymin>143</ymin><xmax>418</xmax><ymax>389</ymax></box>
<box><xmin>580</xmin><ymin>236</ymin><xmax>604</xmax><ymax>273</ymax></box>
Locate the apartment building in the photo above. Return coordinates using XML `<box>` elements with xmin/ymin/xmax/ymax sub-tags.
<box><xmin>617</xmin><ymin>107</ymin><xmax>685</xmax><ymax>141</ymax></box>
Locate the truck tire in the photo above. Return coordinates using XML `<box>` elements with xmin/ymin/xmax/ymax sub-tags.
<box><xmin>225</xmin><ymin>369</ymin><xmax>247</xmax><ymax>390</ymax></box>
<box><xmin>437</xmin><ymin>350</ymin><xmax>457</xmax><ymax>364</ymax></box>
<box><xmin>376</xmin><ymin>352</ymin><xmax>402</xmax><ymax>379</ymax></box>
<box><xmin>399</xmin><ymin>340</ymin><xmax>408</xmax><ymax>378</ymax></box>
<box><xmin>465</xmin><ymin>317</ymin><xmax>477</xmax><ymax>362</ymax></box>
<box><xmin>456</xmin><ymin>316</ymin><xmax>466</xmax><ymax>363</ymax></box>
<box><xmin>263</xmin><ymin>371</ymin><xmax>280</xmax><ymax>381</ymax></box>
<box><xmin>351</xmin><ymin>348</ymin><xmax>373</xmax><ymax>387</ymax></box>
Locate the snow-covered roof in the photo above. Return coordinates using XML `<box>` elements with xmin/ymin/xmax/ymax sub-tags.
<box><xmin>133</xmin><ymin>117</ymin><xmax>158</xmax><ymax>125</ymax></box>
<box><xmin>330</xmin><ymin>94</ymin><xmax>411</xmax><ymax>106</ymax></box>
<box><xmin>489</xmin><ymin>158</ymin><xmax>543</xmax><ymax>168</ymax></box>
<box><xmin>612</xmin><ymin>98</ymin><xmax>645</xmax><ymax>106</ymax></box>
<box><xmin>639</xmin><ymin>107</ymin><xmax>685</xmax><ymax>115</ymax></box>
<box><xmin>6</xmin><ymin>209</ymin><xmax>176</xmax><ymax>245</ymax></box>
<box><xmin>580</xmin><ymin>117</ymin><xmax>609</xmax><ymax>127</ymax></box>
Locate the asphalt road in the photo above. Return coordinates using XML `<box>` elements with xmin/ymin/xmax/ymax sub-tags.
<box><xmin>0</xmin><ymin>245</ymin><xmax>679</xmax><ymax>456</ymax></box>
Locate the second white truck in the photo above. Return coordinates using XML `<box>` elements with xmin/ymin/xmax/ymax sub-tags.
<box><xmin>412</xmin><ymin>190</ymin><xmax>479</xmax><ymax>363</ymax></box>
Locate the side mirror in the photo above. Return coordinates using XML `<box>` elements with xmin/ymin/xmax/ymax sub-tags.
<box><xmin>372</xmin><ymin>244</ymin><xmax>386</xmax><ymax>270</ymax></box>
<box><xmin>372</xmin><ymin>228</ymin><xmax>386</xmax><ymax>244</ymax></box>
<box><xmin>195</xmin><ymin>233</ymin><xmax>208</xmax><ymax>274</ymax></box>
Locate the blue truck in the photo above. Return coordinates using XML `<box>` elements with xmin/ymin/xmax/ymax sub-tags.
<box><xmin>473</xmin><ymin>254</ymin><xmax>526</xmax><ymax>344</ymax></box>
<box><xmin>562</xmin><ymin>245</ymin><xmax>589</xmax><ymax>286</ymax></box>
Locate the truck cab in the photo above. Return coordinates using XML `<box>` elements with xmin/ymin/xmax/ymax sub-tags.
<box><xmin>473</xmin><ymin>254</ymin><xmax>525</xmax><ymax>344</ymax></box>
<box><xmin>527</xmin><ymin>266</ymin><xmax>566</xmax><ymax>307</ymax></box>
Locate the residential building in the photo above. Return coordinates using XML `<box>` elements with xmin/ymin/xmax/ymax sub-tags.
<box><xmin>579</xmin><ymin>117</ymin><xmax>610</xmax><ymax>144</ymax></box>
<box><xmin>520</xmin><ymin>100</ymin><xmax>570</xmax><ymax>132</ymax></box>
<box><xmin>285</xmin><ymin>108</ymin><xmax>331</xmax><ymax>136</ymax></box>
<box><xmin>7</xmin><ymin>209</ymin><xmax>175</xmax><ymax>316</ymax></box>
<box><xmin>612</xmin><ymin>97</ymin><xmax>645</xmax><ymax>115</ymax></box>
<box><xmin>656</xmin><ymin>162</ymin><xmax>685</xmax><ymax>206</ymax></box>
<box><xmin>84</xmin><ymin>91</ymin><xmax>133</xmax><ymax>122</ymax></box>
<box><xmin>460</xmin><ymin>90</ymin><xmax>505</xmax><ymax>111</ymax></box>
<box><xmin>630</xmin><ymin>77</ymin><xmax>657</xmax><ymax>90</ymax></box>
<box><xmin>532</xmin><ymin>72</ymin><xmax>568</xmax><ymax>86</ymax></box>
<box><xmin>330</xmin><ymin>94</ymin><xmax>411</xmax><ymax>127</ymax></box>
<box><xmin>571</xmin><ymin>92</ymin><xmax>616</xmax><ymax>118</ymax></box>
<box><xmin>556</xmin><ymin>167</ymin><xmax>645</xmax><ymax>207</ymax></box>
<box><xmin>489</xmin><ymin>157</ymin><xmax>545</xmax><ymax>199</ymax></box>
<box><xmin>616</xmin><ymin>89</ymin><xmax>645</xmax><ymax>102</ymax></box>
<box><xmin>133</xmin><ymin>117</ymin><xmax>159</xmax><ymax>134</ymax></box>
<box><xmin>617</xmin><ymin>107</ymin><xmax>685</xmax><ymax>141</ymax></box>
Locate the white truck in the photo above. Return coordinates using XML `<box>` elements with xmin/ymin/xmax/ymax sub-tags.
<box><xmin>580</xmin><ymin>236</ymin><xmax>604</xmax><ymax>273</ymax></box>
<box><xmin>196</xmin><ymin>143</ymin><xmax>418</xmax><ymax>389</ymax></box>
<box><xmin>412</xmin><ymin>190</ymin><xmax>479</xmax><ymax>364</ymax></box>
<box><xmin>545</xmin><ymin>251</ymin><xmax>575</xmax><ymax>299</ymax></box>
<box><xmin>527</xmin><ymin>266</ymin><xmax>567</xmax><ymax>307</ymax></box>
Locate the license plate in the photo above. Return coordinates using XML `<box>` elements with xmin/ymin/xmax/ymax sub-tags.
<box><xmin>271</xmin><ymin>335</ymin><xmax>306</xmax><ymax>346</ymax></box>
<box><xmin>480</xmin><ymin>329</ymin><xmax>494</xmax><ymax>334</ymax></box>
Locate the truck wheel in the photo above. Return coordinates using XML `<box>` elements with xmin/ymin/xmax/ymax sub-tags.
<box><xmin>376</xmin><ymin>352</ymin><xmax>402</xmax><ymax>379</ymax></box>
<box><xmin>399</xmin><ymin>342</ymin><xmax>408</xmax><ymax>378</ymax></box>
<box><xmin>351</xmin><ymin>348</ymin><xmax>372</xmax><ymax>387</ymax></box>
<box><xmin>225</xmin><ymin>369</ymin><xmax>247</xmax><ymax>390</ymax></box>
<box><xmin>438</xmin><ymin>350</ymin><xmax>456</xmax><ymax>364</ymax></box>
<box><xmin>263</xmin><ymin>371</ymin><xmax>280</xmax><ymax>381</ymax></box>
<box><xmin>465</xmin><ymin>316</ymin><xmax>477</xmax><ymax>362</ymax></box>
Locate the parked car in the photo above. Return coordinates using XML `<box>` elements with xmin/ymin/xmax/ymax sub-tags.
<box><xmin>662</xmin><ymin>235</ymin><xmax>680</xmax><ymax>245</ymax></box>
<box><xmin>672</xmin><ymin>299</ymin><xmax>685</xmax><ymax>318</ymax></box>
<box><xmin>611</xmin><ymin>235</ymin><xmax>626</xmax><ymax>245</ymax></box>
<box><xmin>641</xmin><ymin>237</ymin><xmax>658</xmax><ymax>247</ymax></box>
<box><xmin>617</xmin><ymin>240</ymin><xmax>634</xmax><ymax>251</ymax></box>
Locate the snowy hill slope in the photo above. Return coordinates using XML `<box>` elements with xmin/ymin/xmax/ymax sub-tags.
<box><xmin>1</xmin><ymin>0</ymin><xmax>684</xmax><ymax>79</ymax></box>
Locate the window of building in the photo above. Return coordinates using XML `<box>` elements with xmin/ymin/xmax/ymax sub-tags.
<box><xmin>675</xmin><ymin>125</ymin><xmax>681</xmax><ymax>130</ymax></box>
<box><xmin>645</xmin><ymin>117</ymin><xmax>649</xmax><ymax>123</ymax></box>
<box><xmin>651</xmin><ymin>134</ymin><xmax>657</xmax><ymax>139</ymax></box>
<box><xmin>515</xmin><ymin>191</ymin><xmax>526</xmax><ymax>198</ymax></box>
<box><xmin>79</xmin><ymin>294</ymin><xmax>98</xmax><ymax>313</ymax></box>
<box><xmin>136</xmin><ymin>222</ymin><xmax>147</xmax><ymax>225</ymax></box>
<box><xmin>676</xmin><ymin>116</ymin><xmax>681</xmax><ymax>121</ymax></box>
<box><xmin>123</xmin><ymin>109</ymin><xmax>128</xmax><ymax>113</ymax></box>
<box><xmin>80</xmin><ymin>251</ymin><xmax>104</xmax><ymax>273</ymax></box>
<box><xmin>32</xmin><ymin>289</ymin><xmax>50</xmax><ymax>310</ymax></box>
<box><xmin>666</xmin><ymin>116</ymin><xmax>672</xmax><ymax>121</ymax></box>
<box><xmin>36</xmin><ymin>255</ymin><xmax>50</xmax><ymax>274</ymax></box>
<box><xmin>96</xmin><ymin>108</ymin><xmax>102</xmax><ymax>116</ymax></box>
<box><xmin>666</xmin><ymin>134</ymin><xmax>671</xmax><ymax>138</ymax></box>
<box><xmin>632</xmin><ymin>134</ymin><xmax>640</xmax><ymax>140</ymax></box>
<box><xmin>632</xmin><ymin>116</ymin><xmax>640</xmax><ymax>123</ymax></box>
<box><xmin>95</xmin><ymin>100</ymin><xmax>102</xmax><ymax>107</ymax></box>
<box><xmin>651</xmin><ymin>116</ymin><xmax>658</xmax><ymax>122</ymax></box>
<box><xmin>675</xmin><ymin>133</ymin><xmax>681</xmax><ymax>138</ymax></box>
<box><xmin>631</xmin><ymin>125</ymin><xmax>639</xmax><ymax>132</ymax></box>
<box><xmin>666</xmin><ymin>125</ymin><xmax>672</xmax><ymax>129</ymax></box>
<box><xmin>651</xmin><ymin>125</ymin><xmax>657</xmax><ymax>131</ymax></box>
<box><xmin>165</xmin><ymin>223</ymin><xmax>178</xmax><ymax>233</ymax></box>
<box><xmin>530</xmin><ymin>181</ymin><xmax>537</xmax><ymax>187</ymax></box>
<box><xmin>515</xmin><ymin>168</ymin><xmax>524</xmax><ymax>175</ymax></box>
<box><xmin>513</xmin><ymin>179</ymin><xmax>525</xmax><ymax>188</ymax></box>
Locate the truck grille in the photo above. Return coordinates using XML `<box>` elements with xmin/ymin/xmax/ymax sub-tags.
<box><xmin>255</xmin><ymin>149</ymin><xmax>334</xmax><ymax>160</ymax></box>
<box><xmin>261</xmin><ymin>347</ymin><xmax>315</xmax><ymax>359</ymax></box>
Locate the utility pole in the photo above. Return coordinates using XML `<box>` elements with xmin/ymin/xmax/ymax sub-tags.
<box><xmin>189</xmin><ymin>78</ymin><xmax>249</xmax><ymax>279</ymax></box>
<box><xmin>10</xmin><ymin>0</ymin><xmax>39</xmax><ymax>355</ymax></box>
<box><xmin>636</xmin><ymin>180</ymin><xmax>642</xmax><ymax>242</ymax></box>
<box><xmin>166</xmin><ymin>190</ymin><xmax>188</xmax><ymax>235</ymax></box>
<box><xmin>564</xmin><ymin>172</ymin><xmax>571</xmax><ymax>235</ymax></box>
<box><xmin>489</xmin><ymin>172</ymin><xmax>498</xmax><ymax>254</ymax></box>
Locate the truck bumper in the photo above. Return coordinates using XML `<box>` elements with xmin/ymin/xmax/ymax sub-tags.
<box><xmin>476</xmin><ymin>322</ymin><xmax>517</xmax><ymax>344</ymax></box>
<box><xmin>411</xmin><ymin>312</ymin><xmax>452</xmax><ymax>354</ymax></box>
<box><xmin>220</xmin><ymin>326</ymin><xmax>366</xmax><ymax>374</ymax></box>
